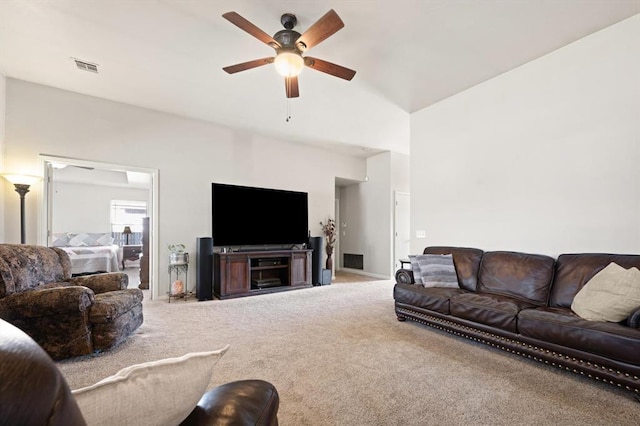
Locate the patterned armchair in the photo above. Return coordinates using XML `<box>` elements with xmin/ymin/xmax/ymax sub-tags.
<box><xmin>0</xmin><ymin>244</ymin><xmax>143</xmax><ymax>359</ymax></box>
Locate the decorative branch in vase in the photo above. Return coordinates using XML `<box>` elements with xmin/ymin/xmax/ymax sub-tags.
<box><xmin>319</xmin><ymin>218</ymin><xmax>336</xmax><ymax>270</ymax></box>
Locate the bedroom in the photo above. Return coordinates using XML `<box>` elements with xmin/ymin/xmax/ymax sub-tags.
<box><xmin>48</xmin><ymin>162</ymin><xmax>152</xmax><ymax>285</ymax></box>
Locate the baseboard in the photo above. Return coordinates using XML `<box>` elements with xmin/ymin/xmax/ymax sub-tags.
<box><xmin>339</xmin><ymin>268</ymin><xmax>390</xmax><ymax>280</ymax></box>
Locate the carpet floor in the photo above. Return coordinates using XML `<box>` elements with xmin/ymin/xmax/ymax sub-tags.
<box><xmin>57</xmin><ymin>279</ymin><xmax>640</xmax><ymax>425</ymax></box>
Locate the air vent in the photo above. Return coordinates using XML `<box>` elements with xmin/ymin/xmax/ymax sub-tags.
<box><xmin>344</xmin><ymin>253</ymin><xmax>364</xmax><ymax>270</ymax></box>
<box><xmin>73</xmin><ymin>59</ymin><xmax>98</xmax><ymax>73</ymax></box>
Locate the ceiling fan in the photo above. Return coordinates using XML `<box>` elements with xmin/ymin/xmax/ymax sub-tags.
<box><xmin>222</xmin><ymin>9</ymin><xmax>356</xmax><ymax>98</ymax></box>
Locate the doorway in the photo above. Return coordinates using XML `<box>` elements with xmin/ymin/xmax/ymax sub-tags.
<box><xmin>40</xmin><ymin>155</ymin><xmax>159</xmax><ymax>299</ymax></box>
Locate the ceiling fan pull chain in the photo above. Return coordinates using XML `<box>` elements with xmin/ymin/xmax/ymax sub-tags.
<box><xmin>286</xmin><ymin>99</ymin><xmax>292</xmax><ymax>122</ymax></box>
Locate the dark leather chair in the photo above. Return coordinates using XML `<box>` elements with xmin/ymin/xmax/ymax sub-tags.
<box><xmin>0</xmin><ymin>319</ymin><xmax>279</xmax><ymax>425</ymax></box>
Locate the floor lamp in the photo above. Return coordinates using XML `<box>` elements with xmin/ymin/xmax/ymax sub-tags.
<box><xmin>2</xmin><ymin>174</ymin><xmax>41</xmax><ymax>244</ymax></box>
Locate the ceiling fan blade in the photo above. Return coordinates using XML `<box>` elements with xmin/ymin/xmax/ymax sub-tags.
<box><xmin>222</xmin><ymin>12</ymin><xmax>281</xmax><ymax>48</ymax></box>
<box><xmin>304</xmin><ymin>57</ymin><xmax>356</xmax><ymax>81</ymax></box>
<box><xmin>285</xmin><ymin>76</ymin><xmax>299</xmax><ymax>98</ymax></box>
<box><xmin>296</xmin><ymin>9</ymin><xmax>344</xmax><ymax>51</ymax></box>
<box><xmin>223</xmin><ymin>57</ymin><xmax>274</xmax><ymax>74</ymax></box>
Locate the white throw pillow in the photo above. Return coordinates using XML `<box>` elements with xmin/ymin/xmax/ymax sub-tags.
<box><xmin>72</xmin><ymin>345</ymin><xmax>229</xmax><ymax>426</ymax></box>
<box><xmin>571</xmin><ymin>262</ymin><xmax>640</xmax><ymax>322</ymax></box>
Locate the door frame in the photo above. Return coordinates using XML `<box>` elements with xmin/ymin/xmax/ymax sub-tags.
<box><xmin>39</xmin><ymin>154</ymin><xmax>159</xmax><ymax>300</ymax></box>
<box><xmin>393</xmin><ymin>191</ymin><xmax>410</xmax><ymax>272</ymax></box>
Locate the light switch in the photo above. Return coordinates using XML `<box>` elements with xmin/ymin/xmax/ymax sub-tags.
<box><xmin>416</xmin><ymin>230</ymin><xmax>426</xmax><ymax>238</ymax></box>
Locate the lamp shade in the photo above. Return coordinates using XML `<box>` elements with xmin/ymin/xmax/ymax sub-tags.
<box><xmin>123</xmin><ymin>226</ymin><xmax>132</xmax><ymax>235</ymax></box>
<box><xmin>274</xmin><ymin>51</ymin><xmax>304</xmax><ymax>77</ymax></box>
<box><xmin>2</xmin><ymin>174</ymin><xmax>41</xmax><ymax>186</ymax></box>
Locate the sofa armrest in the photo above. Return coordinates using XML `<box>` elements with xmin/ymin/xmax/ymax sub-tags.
<box><xmin>0</xmin><ymin>286</ymin><xmax>94</xmax><ymax>320</ymax></box>
<box><xmin>395</xmin><ymin>268</ymin><xmax>415</xmax><ymax>285</ymax></box>
<box><xmin>628</xmin><ymin>306</ymin><xmax>640</xmax><ymax>328</ymax></box>
<box><xmin>67</xmin><ymin>273</ymin><xmax>128</xmax><ymax>294</ymax></box>
<box><xmin>180</xmin><ymin>380</ymin><xmax>279</xmax><ymax>426</ymax></box>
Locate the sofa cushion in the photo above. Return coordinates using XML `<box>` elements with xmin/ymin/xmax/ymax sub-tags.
<box><xmin>394</xmin><ymin>283</ymin><xmax>466</xmax><ymax>314</ymax></box>
<box><xmin>570</xmin><ymin>262</ymin><xmax>640</xmax><ymax>322</ymax></box>
<box><xmin>73</xmin><ymin>346</ymin><xmax>229</xmax><ymax>426</ymax></box>
<box><xmin>0</xmin><ymin>244</ymin><xmax>71</xmax><ymax>296</ymax></box>
<box><xmin>424</xmin><ymin>247</ymin><xmax>483</xmax><ymax>291</ymax></box>
<box><xmin>478</xmin><ymin>251</ymin><xmax>555</xmax><ymax>306</ymax></box>
<box><xmin>518</xmin><ymin>307</ymin><xmax>640</xmax><ymax>365</ymax></box>
<box><xmin>549</xmin><ymin>253</ymin><xmax>640</xmax><ymax>308</ymax></box>
<box><xmin>450</xmin><ymin>293</ymin><xmax>537</xmax><ymax>333</ymax></box>
<box><xmin>90</xmin><ymin>289</ymin><xmax>144</xmax><ymax>324</ymax></box>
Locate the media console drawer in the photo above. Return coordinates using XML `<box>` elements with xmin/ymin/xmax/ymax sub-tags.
<box><xmin>213</xmin><ymin>249</ymin><xmax>312</xmax><ymax>299</ymax></box>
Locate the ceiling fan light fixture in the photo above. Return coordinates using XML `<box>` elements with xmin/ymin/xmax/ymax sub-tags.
<box><xmin>274</xmin><ymin>51</ymin><xmax>304</xmax><ymax>77</ymax></box>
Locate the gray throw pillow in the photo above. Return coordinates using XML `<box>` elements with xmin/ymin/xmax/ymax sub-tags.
<box><xmin>408</xmin><ymin>254</ymin><xmax>424</xmax><ymax>284</ymax></box>
<box><xmin>414</xmin><ymin>254</ymin><xmax>459</xmax><ymax>288</ymax></box>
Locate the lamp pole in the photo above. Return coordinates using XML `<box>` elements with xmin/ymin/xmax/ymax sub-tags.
<box><xmin>14</xmin><ymin>184</ymin><xmax>30</xmax><ymax>244</ymax></box>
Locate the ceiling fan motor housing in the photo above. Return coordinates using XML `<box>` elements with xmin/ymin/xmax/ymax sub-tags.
<box><xmin>274</xmin><ymin>29</ymin><xmax>302</xmax><ymax>51</ymax></box>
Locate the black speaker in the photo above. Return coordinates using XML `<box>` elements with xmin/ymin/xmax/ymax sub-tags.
<box><xmin>308</xmin><ymin>236</ymin><xmax>323</xmax><ymax>285</ymax></box>
<box><xmin>196</xmin><ymin>237</ymin><xmax>213</xmax><ymax>301</ymax></box>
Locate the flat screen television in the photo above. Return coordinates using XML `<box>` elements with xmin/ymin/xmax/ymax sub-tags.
<box><xmin>212</xmin><ymin>183</ymin><xmax>309</xmax><ymax>248</ymax></box>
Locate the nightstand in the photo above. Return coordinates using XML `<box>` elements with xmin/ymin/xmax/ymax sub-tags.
<box><xmin>122</xmin><ymin>245</ymin><xmax>142</xmax><ymax>269</ymax></box>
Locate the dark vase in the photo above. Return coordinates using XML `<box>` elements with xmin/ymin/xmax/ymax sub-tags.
<box><xmin>325</xmin><ymin>245</ymin><xmax>334</xmax><ymax>271</ymax></box>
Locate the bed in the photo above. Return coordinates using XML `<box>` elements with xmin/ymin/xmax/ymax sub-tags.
<box><xmin>52</xmin><ymin>233</ymin><xmax>121</xmax><ymax>275</ymax></box>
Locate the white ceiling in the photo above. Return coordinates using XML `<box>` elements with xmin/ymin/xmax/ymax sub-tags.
<box><xmin>1</xmin><ymin>1</ymin><xmax>638</xmax><ymax>156</ymax></box>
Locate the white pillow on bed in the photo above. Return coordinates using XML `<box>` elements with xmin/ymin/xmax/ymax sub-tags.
<box><xmin>52</xmin><ymin>233</ymin><xmax>70</xmax><ymax>247</ymax></box>
<box><xmin>96</xmin><ymin>234</ymin><xmax>114</xmax><ymax>246</ymax></box>
<box><xmin>67</xmin><ymin>233</ymin><xmax>113</xmax><ymax>247</ymax></box>
<box><xmin>68</xmin><ymin>233</ymin><xmax>90</xmax><ymax>246</ymax></box>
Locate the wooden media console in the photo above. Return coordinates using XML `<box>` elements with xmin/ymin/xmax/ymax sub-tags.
<box><xmin>213</xmin><ymin>249</ymin><xmax>312</xmax><ymax>299</ymax></box>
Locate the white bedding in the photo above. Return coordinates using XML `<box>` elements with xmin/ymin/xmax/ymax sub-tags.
<box><xmin>60</xmin><ymin>245</ymin><xmax>120</xmax><ymax>275</ymax></box>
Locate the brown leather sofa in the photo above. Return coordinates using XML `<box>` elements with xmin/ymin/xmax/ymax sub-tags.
<box><xmin>394</xmin><ymin>246</ymin><xmax>640</xmax><ymax>399</ymax></box>
<box><xmin>0</xmin><ymin>318</ymin><xmax>279</xmax><ymax>425</ymax></box>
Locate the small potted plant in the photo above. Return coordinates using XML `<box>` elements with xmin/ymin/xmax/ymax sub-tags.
<box><xmin>168</xmin><ymin>243</ymin><xmax>188</xmax><ymax>264</ymax></box>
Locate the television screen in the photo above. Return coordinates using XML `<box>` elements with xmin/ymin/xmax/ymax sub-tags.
<box><xmin>212</xmin><ymin>183</ymin><xmax>309</xmax><ymax>248</ymax></box>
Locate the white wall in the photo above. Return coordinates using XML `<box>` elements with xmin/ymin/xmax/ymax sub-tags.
<box><xmin>52</xmin><ymin>181</ymin><xmax>149</xmax><ymax>233</ymax></box>
<box><xmin>2</xmin><ymin>79</ymin><xmax>366</xmax><ymax>296</ymax></box>
<box><xmin>410</xmin><ymin>15</ymin><xmax>640</xmax><ymax>257</ymax></box>
<box><xmin>0</xmin><ymin>75</ymin><xmax>5</xmax><ymax>242</ymax></box>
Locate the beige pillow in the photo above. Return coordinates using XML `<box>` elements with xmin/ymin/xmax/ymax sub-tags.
<box><xmin>72</xmin><ymin>345</ymin><xmax>229</xmax><ymax>426</ymax></box>
<box><xmin>571</xmin><ymin>262</ymin><xmax>640</xmax><ymax>322</ymax></box>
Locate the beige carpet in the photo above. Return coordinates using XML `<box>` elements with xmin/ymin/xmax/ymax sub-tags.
<box><xmin>57</xmin><ymin>279</ymin><xmax>639</xmax><ymax>425</ymax></box>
